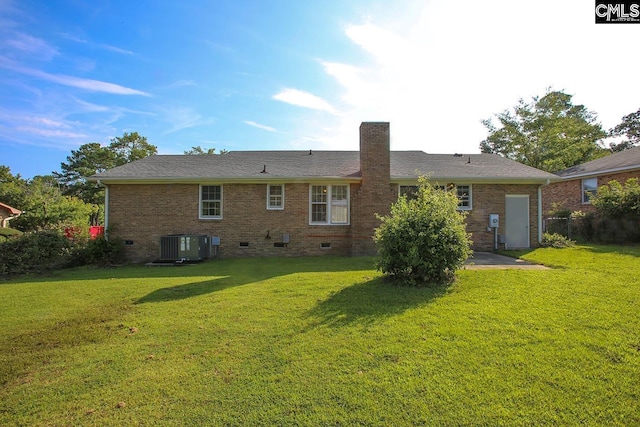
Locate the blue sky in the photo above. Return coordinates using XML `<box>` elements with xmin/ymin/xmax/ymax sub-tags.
<box><xmin>1</xmin><ymin>0</ymin><xmax>639</xmax><ymax>178</ymax></box>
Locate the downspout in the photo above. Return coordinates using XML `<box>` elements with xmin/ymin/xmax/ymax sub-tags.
<box><xmin>98</xmin><ymin>180</ymin><xmax>109</xmax><ymax>239</ymax></box>
<box><xmin>538</xmin><ymin>179</ymin><xmax>550</xmax><ymax>245</ymax></box>
<box><xmin>104</xmin><ymin>182</ymin><xmax>109</xmax><ymax>238</ymax></box>
<box><xmin>1</xmin><ymin>211</ymin><xmax>22</xmax><ymax>228</ymax></box>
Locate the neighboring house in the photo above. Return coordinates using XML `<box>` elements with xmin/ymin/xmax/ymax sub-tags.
<box><xmin>91</xmin><ymin>122</ymin><xmax>557</xmax><ymax>261</ymax></box>
<box><xmin>543</xmin><ymin>146</ymin><xmax>640</xmax><ymax>215</ymax></box>
<box><xmin>0</xmin><ymin>202</ymin><xmax>22</xmax><ymax>228</ymax></box>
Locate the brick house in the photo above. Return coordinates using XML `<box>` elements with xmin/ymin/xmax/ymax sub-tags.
<box><xmin>91</xmin><ymin>122</ymin><xmax>556</xmax><ymax>261</ymax></box>
<box><xmin>0</xmin><ymin>202</ymin><xmax>22</xmax><ymax>228</ymax></box>
<box><xmin>542</xmin><ymin>146</ymin><xmax>640</xmax><ymax>215</ymax></box>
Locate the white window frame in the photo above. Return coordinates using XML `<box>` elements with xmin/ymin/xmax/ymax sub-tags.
<box><xmin>582</xmin><ymin>178</ymin><xmax>597</xmax><ymax>204</ymax></box>
<box><xmin>199</xmin><ymin>184</ymin><xmax>223</xmax><ymax>219</ymax></box>
<box><xmin>267</xmin><ymin>184</ymin><xmax>284</xmax><ymax>210</ymax></box>
<box><xmin>309</xmin><ymin>184</ymin><xmax>350</xmax><ymax>225</ymax></box>
<box><xmin>456</xmin><ymin>184</ymin><xmax>472</xmax><ymax>211</ymax></box>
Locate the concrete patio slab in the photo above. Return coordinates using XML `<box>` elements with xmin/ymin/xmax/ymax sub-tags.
<box><xmin>465</xmin><ymin>252</ymin><xmax>549</xmax><ymax>270</ymax></box>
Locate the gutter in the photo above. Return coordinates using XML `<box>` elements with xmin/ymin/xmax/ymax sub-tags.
<box><xmin>1</xmin><ymin>211</ymin><xmax>23</xmax><ymax>228</ymax></box>
<box><xmin>538</xmin><ymin>178</ymin><xmax>552</xmax><ymax>245</ymax></box>
<box><xmin>557</xmin><ymin>165</ymin><xmax>640</xmax><ymax>180</ymax></box>
<box><xmin>96</xmin><ymin>179</ymin><xmax>109</xmax><ymax>237</ymax></box>
<box><xmin>88</xmin><ymin>176</ymin><xmax>362</xmax><ymax>185</ymax></box>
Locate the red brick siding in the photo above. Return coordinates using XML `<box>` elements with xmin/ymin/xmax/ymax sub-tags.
<box><xmin>464</xmin><ymin>184</ymin><xmax>540</xmax><ymax>250</ymax></box>
<box><xmin>108</xmin><ymin>181</ymin><xmax>543</xmax><ymax>261</ymax></box>
<box><xmin>108</xmin><ymin>183</ymin><xmax>358</xmax><ymax>262</ymax></box>
<box><xmin>542</xmin><ymin>169</ymin><xmax>640</xmax><ymax>215</ymax></box>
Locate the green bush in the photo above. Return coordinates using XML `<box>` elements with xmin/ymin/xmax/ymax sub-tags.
<box><xmin>0</xmin><ymin>230</ymin><xmax>125</xmax><ymax>278</ymax></box>
<box><xmin>571</xmin><ymin>211</ymin><xmax>596</xmax><ymax>241</ymax></box>
<box><xmin>0</xmin><ymin>231</ymin><xmax>73</xmax><ymax>277</ymax></box>
<box><xmin>0</xmin><ymin>227</ymin><xmax>23</xmax><ymax>242</ymax></box>
<box><xmin>374</xmin><ymin>177</ymin><xmax>472</xmax><ymax>285</ymax></box>
<box><xmin>591</xmin><ymin>178</ymin><xmax>640</xmax><ymax>219</ymax></box>
<box><xmin>540</xmin><ymin>232</ymin><xmax>576</xmax><ymax>248</ymax></box>
<box><xmin>76</xmin><ymin>236</ymin><xmax>125</xmax><ymax>266</ymax></box>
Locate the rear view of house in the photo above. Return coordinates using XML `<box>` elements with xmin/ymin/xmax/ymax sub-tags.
<box><xmin>91</xmin><ymin>122</ymin><xmax>556</xmax><ymax>261</ymax></box>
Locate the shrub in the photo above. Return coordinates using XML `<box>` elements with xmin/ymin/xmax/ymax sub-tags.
<box><xmin>0</xmin><ymin>231</ymin><xmax>73</xmax><ymax>277</ymax></box>
<box><xmin>0</xmin><ymin>227</ymin><xmax>23</xmax><ymax>242</ymax></box>
<box><xmin>548</xmin><ymin>202</ymin><xmax>572</xmax><ymax>219</ymax></box>
<box><xmin>571</xmin><ymin>211</ymin><xmax>596</xmax><ymax>241</ymax></box>
<box><xmin>591</xmin><ymin>178</ymin><xmax>640</xmax><ymax>219</ymax></box>
<box><xmin>76</xmin><ymin>235</ymin><xmax>125</xmax><ymax>266</ymax></box>
<box><xmin>374</xmin><ymin>177</ymin><xmax>472</xmax><ymax>285</ymax></box>
<box><xmin>540</xmin><ymin>232</ymin><xmax>576</xmax><ymax>248</ymax></box>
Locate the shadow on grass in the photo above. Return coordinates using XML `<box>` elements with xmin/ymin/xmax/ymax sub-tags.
<box><xmin>135</xmin><ymin>277</ymin><xmax>233</xmax><ymax>304</ymax></box>
<box><xmin>305</xmin><ymin>276</ymin><xmax>449</xmax><ymax>328</ymax></box>
<box><xmin>3</xmin><ymin>256</ymin><xmax>377</xmax><ymax>285</ymax></box>
<box><xmin>134</xmin><ymin>256</ymin><xmax>378</xmax><ymax>304</ymax></box>
<box><xmin>580</xmin><ymin>243</ymin><xmax>640</xmax><ymax>257</ymax></box>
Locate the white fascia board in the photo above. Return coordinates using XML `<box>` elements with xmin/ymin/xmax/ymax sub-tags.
<box><xmin>557</xmin><ymin>165</ymin><xmax>640</xmax><ymax>180</ymax></box>
<box><xmin>91</xmin><ymin>176</ymin><xmax>362</xmax><ymax>185</ymax></box>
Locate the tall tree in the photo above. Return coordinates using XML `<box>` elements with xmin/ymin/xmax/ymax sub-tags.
<box><xmin>55</xmin><ymin>132</ymin><xmax>157</xmax><ymax>225</ymax></box>
<box><xmin>480</xmin><ymin>90</ymin><xmax>608</xmax><ymax>172</ymax></box>
<box><xmin>184</xmin><ymin>146</ymin><xmax>228</xmax><ymax>155</ymax></box>
<box><xmin>55</xmin><ymin>143</ymin><xmax>116</xmax><ymax>206</ymax></box>
<box><xmin>109</xmin><ymin>132</ymin><xmax>157</xmax><ymax>164</ymax></box>
<box><xmin>610</xmin><ymin>107</ymin><xmax>640</xmax><ymax>152</ymax></box>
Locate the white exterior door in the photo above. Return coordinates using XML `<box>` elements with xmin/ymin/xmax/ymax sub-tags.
<box><xmin>505</xmin><ymin>195</ymin><xmax>530</xmax><ymax>249</ymax></box>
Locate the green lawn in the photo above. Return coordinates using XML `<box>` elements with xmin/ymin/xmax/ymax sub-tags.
<box><xmin>1</xmin><ymin>246</ymin><xmax>639</xmax><ymax>426</ymax></box>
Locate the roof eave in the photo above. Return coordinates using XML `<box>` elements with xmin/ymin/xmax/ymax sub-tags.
<box><xmin>556</xmin><ymin>165</ymin><xmax>640</xmax><ymax>180</ymax></box>
<box><xmin>89</xmin><ymin>176</ymin><xmax>362</xmax><ymax>185</ymax></box>
<box><xmin>392</xmin><ymin>176</ymin><xmax>559</xmax><ymax>185</ymax></box>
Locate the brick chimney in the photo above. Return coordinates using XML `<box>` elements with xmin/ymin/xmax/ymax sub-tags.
<box><xmin>351</xmin><ymin>122</ymin><xmax>394</xmax><ymax>255</ymax></box>
<box><xmin>359</xmin><ymin>122</ymin><xmax>390</xmax><ymax>185</ymax></box>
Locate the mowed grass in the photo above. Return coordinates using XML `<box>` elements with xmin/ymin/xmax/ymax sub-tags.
<box><xmin>1</xmin><ymin>246</ymin><xmax>639</xmax><ymax>426</ymax></box>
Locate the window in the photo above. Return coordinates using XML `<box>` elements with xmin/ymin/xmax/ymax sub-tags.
<box><xmin>267</xmin><ymin>184</ymin><xmax>284</xmax><ymax>210</ymax></box>
<box><xmin>582</xmin><ymin>178</ymin><xmax>597</xmax><ymax>204</ymax></box>
<box><xmin>456</xmin><ymin>185</ymin><xmax>472</xmax><ymax>210</ymax></box>
<box><xmin>398</xmin><ymin>184</ymin><xmax>472</xmax><ymax>210</ymax></box>
<box><xmin>200</xmin><ymin>185</ymin><xmax>222</xmax><ymax>219</ymax></box>
<box><xmin>310</xmin><ymin>185</ymin><xmax>349</xmax><ymax>224</ymax></box>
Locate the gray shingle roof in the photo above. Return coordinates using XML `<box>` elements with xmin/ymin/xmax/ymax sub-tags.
<box><xmin>555</xmin><ymin>146</ymin><xmax>640</xmax><ymax>178</ymax></box>
<box><xmin>91</xmin><ymin>150</ymin><xmax>557</xmax><ymax>183</ymax></box>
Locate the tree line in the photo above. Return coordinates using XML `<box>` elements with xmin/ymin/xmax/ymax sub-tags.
<box><xmin>1</xmin><ymin>88</ymin><xmax>639</xmax><ymax>234</ymax></box>
<box><xmin>0</xmin><ymin>132</ymin><xmax>223</xmax><ymax>234</ymax></box>
<box><xmin>481</xmin><ymin>89</ymin><xmax>639</xmax><ymax>172</ymax></box>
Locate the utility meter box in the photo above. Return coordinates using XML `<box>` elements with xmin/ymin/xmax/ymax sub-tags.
<box><xmin>489</xmin><ymin>214</ymin><xmax>499</xmax><ymax>228</ymax></box>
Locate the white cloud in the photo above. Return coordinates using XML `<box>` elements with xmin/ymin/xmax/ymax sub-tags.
<box><xmin>304</xmin><ymin>0</ymin><xmax>640</xmax><ymax>154</ymax></box>
<box><xmin>159</xmin><ymin>106</ymin><xmax>214</xmax><ymax>134</ymax></box>
<box><xmin>16</xmin><ymin>126</ymin><xmax>86</xmax><ymax>138</ymax></box>
<box><xmin>99</xmin><ymin>44</ymin><xmax>134</xmax><ymax>55</ymax></box>
<box><xmin>273</xmin><ymin>88</ymin><xmax>337</xmax><ymax>114</ymax></box>
<box><xmin>0</xmin><ymin>56</ymin><xmax>151</xmax><ymax>96</ymax></box>
<box><xmin>244</xmin><ymin>120</ymin><xmax>277</xmax><ymax>132</ymax></box>
<box><xmin>4</xmin><ymin>32</ymin><xmax>59</xmax><ymax>60</ymax></box>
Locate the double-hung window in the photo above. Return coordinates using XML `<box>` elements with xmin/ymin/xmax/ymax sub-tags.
<box><xmin>310</xmin><ymin>185</ymin><xmax>349</xmax><ymax>224</ymax></box>
<box><xmin>267</xmin><ymin>184</ymin><xmax>284</xmax><ymax>210</ymax></box>
<box><xmin>456</xmin><ymin>185</ymin><xmax>472</xmax><ymax>210</ymax></box>
<box><xmin>582</xmin><ymin>178</ymin><xmax>597</xmax><ymax>204</ymax></box>
<box><xmin>200</xmin><ymin>185</ymin><xmax>222</xmax><ymax>219</ymax></box>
